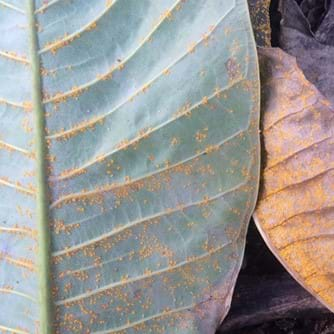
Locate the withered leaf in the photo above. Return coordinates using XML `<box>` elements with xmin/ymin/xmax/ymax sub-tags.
<box><xmin>254</xmin><ymin>48</ymin><xmax>334</xmax><ymax>311</ymax></box>
<box><xmin>279</xmin><ymin>0</ymin><xmax>334</xmax><ymax>104</ymax></box>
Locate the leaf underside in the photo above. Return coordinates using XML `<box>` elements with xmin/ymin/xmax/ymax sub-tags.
<box><xmin>255</xmin><ymin>48</ymin><xmax>334</xmax><ymax>313</ymax></box>
<box><xmin>0</xmin><ymin>1</ymin><xmax>259</xmax><ymax>333</ymax></box>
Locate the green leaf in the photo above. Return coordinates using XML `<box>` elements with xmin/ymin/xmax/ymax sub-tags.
<box><xmin>0</xmin><ymin>1</ymin><xmax>260</xmax><ymax>333</ymax></box>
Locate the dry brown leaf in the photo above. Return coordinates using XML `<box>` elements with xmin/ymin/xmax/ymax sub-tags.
<box><xmin>254</xmin><ymin>48</ymin><xmax>334</xmax><ymax>311</ymax></box>
<box><xmin>248</xmin><ymin>0</ymin><xmax>272</xmax><ymax>46</ymax></box>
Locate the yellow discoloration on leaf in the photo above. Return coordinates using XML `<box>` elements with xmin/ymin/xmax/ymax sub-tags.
<box><xmin>1</xmin><ymin>1</ymin><xmax>260</xmax><ymax>332</ymax></box>
<box><xmin>0</xmin><ymin>253</ymin><xmax>36</xmax><ymax>272</ymax></box>
<box><xmin>254</xmin><ymin>48</ymin><xmax>334</xmax><ymax>312</ymax></box>
<box><xmin>0</xmin><ymin>50</ymin><xmax>29</xmax><ymax>64</ymax></box>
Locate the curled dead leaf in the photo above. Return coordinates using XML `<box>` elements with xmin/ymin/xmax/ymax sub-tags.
<box><xmin>279</xmin><ymin>0</ymin><xmax>334</xmax><ymax>104</ymax></box>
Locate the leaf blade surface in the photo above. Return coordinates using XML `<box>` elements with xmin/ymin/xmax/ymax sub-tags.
<box><xmin>0</xmin><ymin>1</ymin><xmax>260</xmax><ymax>332</ymax></box>
<box><xmin>255</xmin><ymin>48</ymin><xmax>334</xmax><ymax>313</ymax></box>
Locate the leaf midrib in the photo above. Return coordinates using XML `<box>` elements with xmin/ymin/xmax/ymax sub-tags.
<box><xmin>27</xmin><ymin>1</ymin><xmax>53</xmax><ymax>333</ymax></box>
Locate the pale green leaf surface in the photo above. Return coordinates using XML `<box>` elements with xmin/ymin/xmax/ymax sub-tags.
<box><xmin>0</xmin><ymin>1</ymin><xmax>259</xmax><ymax>333</ymax></box>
